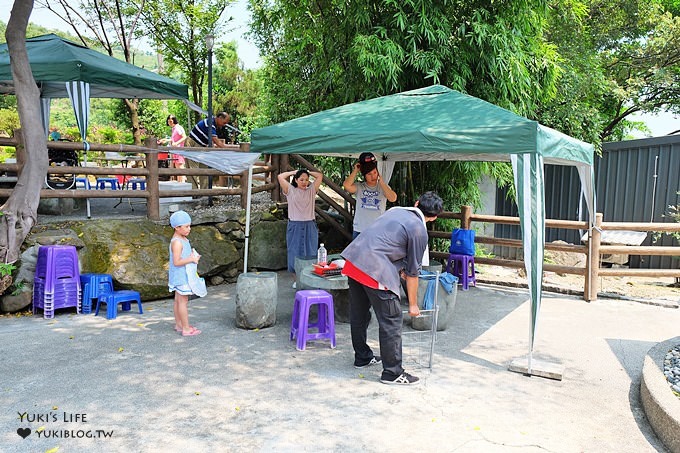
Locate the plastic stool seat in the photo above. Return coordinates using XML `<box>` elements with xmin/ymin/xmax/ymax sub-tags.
<box><xmin>80</xmin><ymin>273</ymin><xmax>114</xmax><ymax>314</ymax></box>
<box><xmin>75</xmin><ymin>177</ymin><xmax>91</xmax><ymax>189</ymax></box>
<box><xmin>95</xmin><ymin>290</ymin><xmax>143</xmax><ymax>320</ymax></box>
<box><xmin>446</xmin><ymin>254</ymin><xmax>476</xmax><ymax>290</ymax></box>
<box><xmin>290</xmin><ymin>289</ymin><xmax>336</xmax><ymax>350</ymax></box>
<box><xmin>96</xmin><ymin>177</ymin><xmax>119</xmax><ymax>190</ymax></box>
<box><xmin>126</xmin><ymin>178</ymin><xmax>146</xmax><ymax>190</ymax></box>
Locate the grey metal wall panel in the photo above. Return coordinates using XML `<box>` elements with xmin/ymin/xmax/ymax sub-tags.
<box><xmin>494</xmin><ymin>135</ymin><xmax>680</xmax><ymax>269</ymax></box>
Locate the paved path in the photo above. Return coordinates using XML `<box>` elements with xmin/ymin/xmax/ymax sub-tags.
<box><xmin>1</xmin><ymin>274</ymin><xmax>679</xmax><ymax>452</ymax></box>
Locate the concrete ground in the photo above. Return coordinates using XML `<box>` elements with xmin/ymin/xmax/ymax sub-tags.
<box><xmin>1</xmin><ymin>274</ymin><xmax>679</xmax><ymax>452</ymax></box>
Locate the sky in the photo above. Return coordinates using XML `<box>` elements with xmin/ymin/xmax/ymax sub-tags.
<box><xmin>0</xmin><ymin>0</ymin><xmax>262</xmax><ymax>69</ymax></box>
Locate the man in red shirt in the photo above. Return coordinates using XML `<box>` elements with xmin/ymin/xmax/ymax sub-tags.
<box><xmin>341</xmin><ymin>191</ymin><xmax>443</xmax><ymax>385</ymax></box>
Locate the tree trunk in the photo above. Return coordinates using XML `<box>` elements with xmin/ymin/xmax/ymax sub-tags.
<box><xmin>1</xmin><ymin>1</ymin><xmax>47</xmax><ymax>266</ymax></box>
<box><xmin>125</xmin><ymin>98</ymin><xmax>142</xmax><ymax>145</ymax></box>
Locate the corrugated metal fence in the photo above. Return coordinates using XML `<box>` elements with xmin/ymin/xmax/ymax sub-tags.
<box><xmin>495</xmin><ymin>135</ymin><xmax>680</xmax><ymax>268</ymax></box>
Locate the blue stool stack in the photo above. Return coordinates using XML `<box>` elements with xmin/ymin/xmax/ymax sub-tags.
<box><xmin>32</xmin><ymin>245</ymin><xmax>81</xmax><ymax>319</ymax></box>
<box><xmin>80</xmin><ymin>273</ymin><xmax>114</xmax><ymax>314</ymax></box>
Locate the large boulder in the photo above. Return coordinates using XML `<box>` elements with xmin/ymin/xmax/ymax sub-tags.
<box><xmin>248</xmin><ymin>215</ymin><xmax>287</xmax><ymax>270</ymax></box>
<box><xmin>70</xmin><ymin>220</ymin><xmax>239</xmax><ymax>300</ymax></box>
<box><xmin>0</xmin><ymin>207</ymin><xmax>294</xmax><ymax>313</ymax></box>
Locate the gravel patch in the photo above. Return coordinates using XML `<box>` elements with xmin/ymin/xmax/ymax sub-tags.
<box><xmin>666</xmin><ymin>345</ymin><xmax>680</xmax><ymax>398</ymax></box>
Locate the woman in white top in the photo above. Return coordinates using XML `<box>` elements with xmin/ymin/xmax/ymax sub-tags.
<box><xmin>278</xmin><ymin>168</ymin><xmax>324</xmax><ymax>274</ymax></box>
<box><xmin>343</xmin><ymin>152</ymin><xmax>397</xmax><ymax>238</ymax></box>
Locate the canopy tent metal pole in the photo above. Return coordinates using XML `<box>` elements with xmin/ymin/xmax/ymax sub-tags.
<box><xmin>243</xmin><ymin>165</ymin><xmax>254</xmax><ymax>273</ymax></box>
<box><xmin>66</xmin><ymin>81</ymin><xmax>91</xmax><ymax>218</ymax></box>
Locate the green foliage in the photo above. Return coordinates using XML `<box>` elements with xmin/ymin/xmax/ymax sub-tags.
<box><xmin>0</xmin><ymin>109</ymin><xmax>20</xmax><ymax>136</ymax></box>
<box><xmin>0</xmin><ymin>262</ymin><xmax>16</xmax><ymax>277</ymax></box>
<box><xmin>138</xmin><ymin>0</ymin><xmax>231</xmax><ymax>118</ymax></box>
<box><xmin>541</xmin><ymin>0</ymin><xmax>680</xmax><ymax>143</ymax></box>
<box><xmin>249</xmin><ymin>0</ymin><xmax>553</xmax><ymax>211</ymax></box>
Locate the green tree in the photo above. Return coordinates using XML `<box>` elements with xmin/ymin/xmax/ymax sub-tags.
<box><xmin>248</xmin><ymin>0</ymin><xmax>549</xmax><ymax>206</ymax></box>
<box><xmin>211</xmin><ymin>41</ymin><xmax>263</xmax><ymax>139</ymax></box>
<box><xmin>138</xmin><ymin>0</ymin><xmax>231</xmax><ymax>123</ymax></box>
<box><xmin>1</xmin><ymin>0</ymin><xmax>49</xmax><ymax>271</ymax></box>
<box><xmin>541</xmin><ymin>0</ymin><xmax>680</xmax><ymax>143</ymax></box>
<box><xmin>37</xmin><ymin>0</ymin><xmax>152</xmax><ymax>144</ymax></box>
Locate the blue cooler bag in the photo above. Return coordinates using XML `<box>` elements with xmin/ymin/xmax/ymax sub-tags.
<box><xmin>449</xmin><ymin>228</ymin><xmax>475</xmax><ymax>256</ymax></box>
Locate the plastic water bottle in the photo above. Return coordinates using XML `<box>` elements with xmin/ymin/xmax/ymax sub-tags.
<box><xmin>317</xmin><ymin>243</ymin><xmax>327</xmax><ymax>266</ymax></box>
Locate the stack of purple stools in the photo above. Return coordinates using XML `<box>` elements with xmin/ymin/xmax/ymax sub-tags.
<box><xmin>33</xmin><ymin>245</ymin><xmax>81</xmax><ymax>319</ymax></box>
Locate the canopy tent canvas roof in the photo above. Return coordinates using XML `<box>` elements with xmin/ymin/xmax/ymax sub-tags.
<box><xmin>0</xmin><ymin>33</ymin><xmax>190</xmax><ymax>217</ymax></box>
<box><xmin>251</xmin><ymin>85</ymin><xmax>596</xmax><ymax>373</ymax></box>
<box><xmin>0</xmin><ymin>34</ymin><xmax>188</xmax><ymax>100</ymax></box>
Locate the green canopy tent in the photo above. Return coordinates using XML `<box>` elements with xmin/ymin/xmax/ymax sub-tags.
<box><xmin>0</xmin><ymin>33</ymin><xmax>191</xmax><ymax>216</ymax></box>
<box><xmin>251</xmin><ymin>85</ymin><xmax>596</xmax><ymax>376</ymax></box>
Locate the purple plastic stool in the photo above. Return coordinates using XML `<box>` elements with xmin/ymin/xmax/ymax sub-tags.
<box><xmin>80</xmin><ymin>273</ymin><xmax>114</xmax><ymax>314</ymax></box>
<box><xmin>290</xmin><ymin>289</ymin><xmax>336</xmax><ymax>351</ymax></box>
<box><xmin>95</xmin><ymin>290</ymin><xmax>143</xmax><ymax>320</ymax></box>
<box><xmin>33</xmin><ymin>245</ymin><xmax>81</xmax><ymax>318</ymax></box>
<box><xmin>446</xmin><ymin>253</ymin><xmax>476</xmax><ymax>290</ymax></box>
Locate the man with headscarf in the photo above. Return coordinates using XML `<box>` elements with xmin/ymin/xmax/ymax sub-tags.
<box><xmin>342</xmin><ymin>152</ymin><xmax>398</xmax><ymax>238</ymax></box>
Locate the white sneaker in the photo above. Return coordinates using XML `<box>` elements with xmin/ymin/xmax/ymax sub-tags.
<box><xmin>292</xmin><ymin>282</ymin><xmax>297</xmax><ymax>289</ymax></box>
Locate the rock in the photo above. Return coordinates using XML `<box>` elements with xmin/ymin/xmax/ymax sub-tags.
<box><xmin>210</xmin><ymin>275</ymin><xmax>225</xmax><ymax>285</ymax></box>
<box><xmin>2</xmin><ymin>204</ymin><xmax>292</xmax><ymax>312</ymax></box>
<box><xmin>247</xmin><ymin>219</ymin><xmax>287</xmax><ymax>270</ymax></box>
<box><xmin>235</xmin><ymin>272</ymin><xmax>277</xmax><ymax>329</ymax></box>
<box><xmin>38</xmin><ymin>198</ymin><xmax>80</xmax><ymax>216</ymax></box>
<box><xmin>0</xmin><ymin>288</ymin><xmax>32</xmax><ymax>312</ymax></box>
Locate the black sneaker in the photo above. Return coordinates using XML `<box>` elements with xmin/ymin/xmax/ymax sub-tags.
<box><xmin>380</xmin><ymin>372</ymin><xmax>420</xmax><ymax>385</ymax></box>
<box><xmin>354</xmin><ymin>356</ymin><xmax>382</xmax><ymax>369</ymax></box>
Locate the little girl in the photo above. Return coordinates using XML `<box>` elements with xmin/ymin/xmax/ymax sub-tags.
<box><xmin>169</xmin><ymin>210</ymin><xmax>201</xmax><ymax>336</ymax></box>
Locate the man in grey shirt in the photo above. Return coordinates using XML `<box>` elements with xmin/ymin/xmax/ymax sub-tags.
<box><xmin>341</xmin><ymin>191</ymin><xmax>443</xmax><ymax>385</ymax></box>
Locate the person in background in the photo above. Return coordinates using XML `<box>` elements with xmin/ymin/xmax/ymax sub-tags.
<box><xmin>186</xmin><ymin>112</ymin><xmax>231</xmax><ymax>189</ymax></box>
<box><xmin>168</xmin><ymin>210</ymin><xmax>202</xmax><ymax>337</ymax></box>
<box><xmin>158</xmin><ymin>115</ymin><xmax>188</xmax><ymax>182</ymax></box>
<box><xmin>342</xmin><ymin>152</ymin><xmax>397</xmax><ymax>238</ymax></box>
<box><xmin>277</xmin><ymin>168</ymin><xmax>324</xmax><ymax>288</ymax></box>
<box><xmin>341</xmin><ymin>191</ymin><xmax>443</xmax><ymax>385</ymax></box>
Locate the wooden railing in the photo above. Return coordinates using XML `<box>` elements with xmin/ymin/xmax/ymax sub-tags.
<box><xmin>428</xmin><ymin>206</ymin><xmax>680</xmax><ymax>301</ymax></box>
<box><xmin>0</xmin><ymin>135</ymin><xmax>276</xmax><ymax>220</ymax></box>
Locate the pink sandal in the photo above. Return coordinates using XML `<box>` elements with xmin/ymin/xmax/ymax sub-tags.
<box><xmin>182</xmin><ymin>327</ymin><xmax>201</xmax><ymax>337</ymax></box>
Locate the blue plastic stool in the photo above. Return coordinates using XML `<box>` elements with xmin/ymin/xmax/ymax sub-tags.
<box><xmin>79</xmin><ymin>273</ymin><xmax>114</xmax><ymax>314</ymax></box>
<box><xmin>290</xmin><ymin>290</ymin><xmax>336</xmax><ymax>351</ymax></box>
<box><xmin>446</xmin><ymin>254</ymin><xmax>476</xmax><ymax>290</ymax></box>
<box><xmin>126</xmin><ymin>178</ymin><xmax>146</xmax><ymax>190</ymax></box>
<box><xmin>95</xmin><ymin>290</ymin><xmax>143</xmax><ymax>320</ymax></box>
<box><xmin>96</xmin><ymin>177</ymin><xmax>119</xmax><ymax>190</ymax></box>
<box><xmin>75</xmin><ymin>177</ymin><xmax>90</xmax><ymax>189</ymax></box>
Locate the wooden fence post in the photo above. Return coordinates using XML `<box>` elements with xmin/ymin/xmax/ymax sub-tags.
<box><xmin>584</xmin><ymin>212</ymin><xmax>603</xmax><ymax>301</ymax></box>
<box><xmin>460</xmin><ymin>205</ymin><xmax>472</xmax><ymax>229</ymax></box>
<box><xmin>270</xmin><ymin>154</ymin><xmax>280</xmax><ymax>202</ymax></box>
<box><xmin>145</xmin><ymin>137</ymin><xmax>160</xmax><ymax>220</ymax></box>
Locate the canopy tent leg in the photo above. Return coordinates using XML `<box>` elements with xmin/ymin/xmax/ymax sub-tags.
<box><xmin>243</xmin><ymin>165</ymin><xmax>253</xmax><ymax>273</ymax></box>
